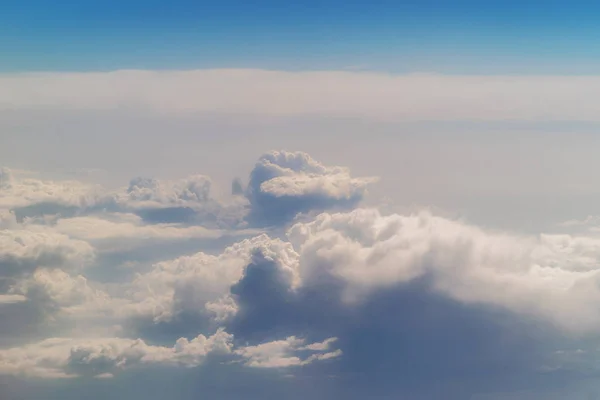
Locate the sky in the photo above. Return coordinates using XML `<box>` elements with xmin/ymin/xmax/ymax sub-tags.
<box><xmin>4</xmin><ymin>1</ymin><xmax>600</xmax><ymax>400</ymax></box>
<box><xmin>3</xmin><ymin>0</ymin><xmax>600</xmax><ymax>73</ymax></box>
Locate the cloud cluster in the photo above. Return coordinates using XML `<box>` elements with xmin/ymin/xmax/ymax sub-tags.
<box><xmin>125</xmin><ymin>234</ymin><xmax>299</xmax><ymax>323</ymax></box>
<box><xmin>5</xmin><ymin>149</ymin><xmax>600</xmax><ymax>398</ymax></box>
<box><xmin>1</xmin><ymin>151</ymin><xmax>372</xmax><ymax>230</ymax></box>
<box><xmin>0</xmin><ymin>330</ymin><xmax>340</xmax><ymax>379</ymax></box>
<box><xmin>0</xmin><ymin>330</ymin><xmax>233</xmax><ymax>378</ymax></box>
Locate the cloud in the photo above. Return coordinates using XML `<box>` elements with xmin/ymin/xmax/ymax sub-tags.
<box><xmin>0</xmin><ymin>226</ymin><xmax>94</xmax><ymax>282</ymax></box>
<box><xmin>0</xmin><ymin>328</ymin><xmax>340</xmax><ymax>379</ymax></box>
<box><xmin>126</xmin><ymin>234</ymin><xmax>299</xmax><ymax>323</ymax></box>
<box><xmin>2</xmin><ymin>69</ymin><xmax>600</xmax><ymax>121</ymax></box>
<box><xmin>287</xmin><ymin>208</ymin><xmax>600</xmax><ymax>334</ymax></box>
<box><xmin>124</xmin><ymin>175</ymin><xmax>212</xmax><ymax>206</ymax></box>
<box><xmin>0</xmin><ymin>294</ymin><xmax>26</xmax><ymax>304</ymax></box>
<box><xmin>9</xmin><ymin>268</ymin><xmax>113</xmax><ymax>318</ymax></box>
<box><xmin>111</xmin><ymin>176</ymin><xmax>248</xmax><ymax>228</ymax></box>
<box><xmin>246</xmin><ymin>150</ymin><xmax>376</xmax><ymax>226</ymax></box>
<box><xmin>50</xmin><ymin>213</ymin><xmax>227</xmax><ymax>253</ymax></box>
<box><xmin>1</xmin><ymin>150</ymin><xmax>374</xmax><ymax>230</ymax></box>
<box><xmin>0</xmin><ymin>167</ymin><xmax>100</xmax><ymax>215</ymax></box>
<box><xmin>0</xmin><ymin>168</ymin><xmax>246</xmax><ymax>228</ymax></box>
<box><xmin>0</xmin><ymin>329</ymin><xmax>234</xmax><ymax>378</ymax></box>
<box><xmin>234</xmin><ymin>336</ymin><xmax>341</xmax><ymax>368</ymax></box>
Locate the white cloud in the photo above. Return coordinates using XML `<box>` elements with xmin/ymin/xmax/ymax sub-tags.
<box><xmin>0</xmin><ymin>168</ymin><xmax>246</xmax><ymax>228</ymax></box>
<box><xmin>123</xmin><ymin>175</ymin><xmax>212</xmax><ymax>207</ymax></box>
<box><xmin>9</xmin><ymin>147</ymin><xmax>600</xmax><ymax>394</ymax></box>
<box><xmin>0</xmin><ymin>167</ymin><xmax>101</xmax><ymax>210</ymax></box>
<box><xmin>0</xmin><ymin>329</ymin><xmax>340</xmax><ymax>379</ymax></box>
<box><xmin>2</xmin><ymin>69</ymin><xmax>600</xmax><ymax>121</ymax></box>
<box><xmin>10</xmin><ymin>268</ymin><xmax>113</xmax><ymax>317</ymax></box>
<box><xmin>0</xmin><ymin>294</ymin><xmax>26</xmax><ymax>304</ymax></box>
<box><xmin>126</xmin><ymin>234</ymin><xmax>299</xmax><ymax>322</ymax></box>
<box><xmin>51</xmin><ymin>213</ymin><xmax>225</xmax><ymax>252</ymax></box>
<box><xmin>288</xmin><ymin>209</ymin><xmax>600</xmax><ymax>334</ymax></box>
<box><xmin>247</xmin><ymin>151</ymin><xmax>375</xmax><ymax>225</ymax></box>
<box><xmin>234</xmin><ymin>336</ymin><xmax>341</xmax><ymax>368</ymax></box>
<box><xmin>0</xmin><ymin>329</ymin><xmax>234</xmax><ymax>378</ymax></box>
<box><xmin>252</xmin><ymin>150</ymin><xmax>376</xmax><ymax>200</ymax></box>
<box><xmin>0</xmin><ymin>227</ymin><xmax>94</xmax><ymax>278</ymax></box>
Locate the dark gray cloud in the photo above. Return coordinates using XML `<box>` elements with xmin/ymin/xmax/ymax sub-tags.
<box><xmin>223</xmin><ymin>255</ymin><xmax>567</xmax><ymax>399</ymax></box>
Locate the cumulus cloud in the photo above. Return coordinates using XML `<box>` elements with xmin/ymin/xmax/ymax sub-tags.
<box><xmin>0</xmin><ymin>209</ymin><xmax>18</xmax><ymax>229</ymax></box>
<box><xmin>1</xmin><ymin>150</ymin><xmax>374</xmax><ymax>230</ymax></box>
<box><xmin>288</xmin><ymin>208</ymin><xmax>600</xmax><ymax>334</ymax></box>
<box><xmin>234</xmin><ymin>336</ymin><xmax>341</xmax><ymax>368</ymax></box>
<box><xmin>0</xmin><ymin>329</ymin><xmax>340</xmax><ymax>379</ymax></box>
<box><xmin>0</xmin><ymin>329</ymin><xmax>234</xmax><ymax>378</ymax></box>
<box><xmin>246</xmin><ymin>150</ymin><xmax>376</xmax><ymax>226</ymax></box>
<box><xmin>0</xmin><ymin>168</ymin><xmax>100</xmax><ymax>218</ymax></box>
<box><xmin>114</xmin><ymin>177</ymin><xmax>247</xmax><ymax>228</ymax></box>
<box><xmin>3</xmin><ymin>69</ymin><xmax>600</xmax><ymax>121</ymax></box>
<box><xmin>0</xmin><ymin>168</ymin><xmax>246</xmax><ymax>228</ymax></box>
<box><xmin>124</xmin><ymin>175</ymin><xmax>212</xmax><ymax>205</ymax></box>
<box><xmin>126</xmin><ymin>234</ymin><xmax>299</xmax><ymax>323</ymax></box>
<box><xmin>0</xmin><ymin>226</ymin><xmax>94</xmax><ymax>282</ymax></box>
<box><xmin>9</xmin><ymin>268</ymin><xmax>113</xmax><ymax>319</ymax></box>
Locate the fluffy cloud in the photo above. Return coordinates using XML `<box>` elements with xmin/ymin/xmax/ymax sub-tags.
<box><xmin>9</xmin><ymin>268</ymin><xmax>113</xmax><ymax>318</ymax></box>
<box><xmin>0</xmin><ymin>209</ymin><xmax>18</xmax><ymax>229</ymax></box>
<box><xmin>126</xmin><ymin>234</ymin><xmax>299</xmax><ymax>323</ymax></box>
<box><xmin>1</xmin><ymin>150</ymin><xmax>374</xmax><ymax>230</ymax></box>
<box><xmin>6</xmin><ymin>149</ymin><xmax>600</xmax><ymax>398</ymax></box>
<box><xmin>0</xmin><ymin>226</ymin><xmax>94</xmax><ymax>282</ymax></box>
<box><xmin>288</xmin><ymin>208</ymin><xmax>600</xmax><ymax>334</ymax></box>
<box><xmin>246</xmin><ymin>151</ymin><xmax>376</xmax><ymax>225</ymax></box>
<box><xmin>0</xmin><ymin>329</ymin><xmax>234</xmax><ymax>378</ymax></box>
<box><xmin>107</xmin><ymin>175</ymin><xmax>241</xmax><ymax>226</ymax></box>
<box><xmin>0</xmin><ymin>169</ymin><xmax>245</xmax><ymax>228</ymax></box>
<box><xmin>3</xmin><ymin>70</ymin><xmax>600</xmax><ymax>121</ymax></box>
<box><xmin>234</xmin><ymin>336</ymin><xmax>341</xmax><ymax>368</ymax></box>
<box><xmin>0</xmin><ymin>168</ymin><xmax>100</xmax><ymax>218</ymax></box>
<box><xmin>124</xmin><ymin>175</ymin><xmax>212</xmax><ymax>205</ymax></box>
<box><xmin>0</xmin><ymin>330</ymin><xmax>340</xmax><ymax>379</ymax></box>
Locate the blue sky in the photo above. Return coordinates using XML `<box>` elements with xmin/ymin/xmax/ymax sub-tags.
<box><xmin>3</xmin><ymin>0</ymin><xmax>600</xmax><ymax>73</ymax></box>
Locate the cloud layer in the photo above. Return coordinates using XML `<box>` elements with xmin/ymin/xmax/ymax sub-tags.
<box><xmin>2</xmin><ymin>69</ymin><xmax>600</xmax><ymax>121</ymax></box>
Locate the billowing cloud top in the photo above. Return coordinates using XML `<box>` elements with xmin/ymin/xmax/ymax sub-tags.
<box><xmin>246</xmin><ymin>150</ymin><xmax>376</xmax><ymax>225</ymax></box>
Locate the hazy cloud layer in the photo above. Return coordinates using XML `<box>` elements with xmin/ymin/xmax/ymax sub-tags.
<box><xmin>3</xmin><ymin>70</ymin><xmax>600</xmax><ymax>121</ymax></box>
